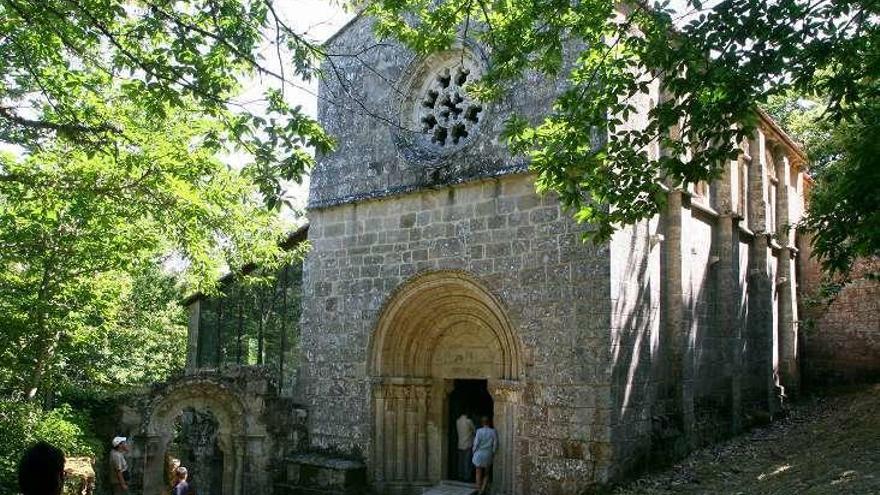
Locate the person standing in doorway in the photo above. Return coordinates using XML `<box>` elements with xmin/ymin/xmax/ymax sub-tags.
<box><xmin>455</xmin><ymin>412</ymin><xmax>475</xmax><ymax>481</ymax></box>
<box><xmin>172</xmin><ymin>466</ymin><xmax>191</xmax><ymax>495</ymax></box>
<box><xmin>109</xmin><ymin>436</ymin><xmax>130</xmax><ymax>494</ymax></box>
<box><xmin>471</xmin><ymin>416</ymin><xmax>497</xmax><ymax>495</ymax></box>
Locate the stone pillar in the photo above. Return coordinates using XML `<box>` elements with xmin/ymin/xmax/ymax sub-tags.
<box><xmin>372</xmin><ymin>378</ymin><xmax>432</xmax><ymax>490</ymax></box>
<box><xmin>141</xmin><ymin>435</ymin><xmax>167</xmax><ymax>495</ymax></box>
<box><xmin>746</xmin><ymin>131</ymin><xmax>777</xmax><ymax>416</ymax></box>
<box><xmin>414</xmin><ymin>384</ymin><xmax>430</xmax><ymax>481</ymax></box>
<box><xmin>372</xmin><ymin>379</ymin><xmax>387</xmax><ymax>484</ymax></box>
<box><xmin>186</xmin><ymin>300</ymin><xmax>200</xmax><ymax>373</ymax></box>
<box><xmin>661</xmin><ymin>190</ymin><xmax>695</xmax><ymax>445</ymax></box>
<box><xmin>231</xmin><ymin>437</ymin><xmax>245</xmax><ymax>495</ymax></box>
<box><xmin>713</xmin><ymin>159</ymin><xmax>745</xmax><ymax>433</ymax></box>
<box><xmin>393</xmin><ymin>385</ymin><xmax>405</xmax><ymax>481</ymax></box>
<box><xmin>773</xmin><ymin>149</ymin><xmax>800</xmax><ymax>398</ymax></box>
<box><xmin>427</xmin><ymin>379</ymin><xmax>450</xmax><ymax>482</ymax></box>
<box><xmin>488</xmin><ymin>379</ymin><xmax>522</xmax><ymax>495</ymax></box>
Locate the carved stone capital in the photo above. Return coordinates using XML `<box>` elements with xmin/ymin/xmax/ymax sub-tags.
<box><xmin>488</xmin><ymin>379</ymin><xmax>523</xmax><ymax>403</ymax></box>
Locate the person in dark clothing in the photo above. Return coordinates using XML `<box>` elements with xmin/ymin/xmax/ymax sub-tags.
<box><xmin>172</xmin><ymin>466</ymin><xmax>191</xmax><ymax>495</ymax></box>
<box><xmin>18</xmin><ymin>441</ymin><xmax>65</xmax><ymax>495</ymax></box>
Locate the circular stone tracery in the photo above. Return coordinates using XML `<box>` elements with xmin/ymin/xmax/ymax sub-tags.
<box><xmin>418</xmin><ymin>65</ymin><xmax>483</xmax><ymax>146</ymax></box>
<box><xmin>400</xmin><ymin>49</ymin><xmax>486</xmax><ymax>158</ymax></box>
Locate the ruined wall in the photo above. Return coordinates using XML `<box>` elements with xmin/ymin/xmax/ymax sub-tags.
<box><xmin>119</xmin><ymin>367</ymin><xmax>308</xmax><ymax>495</ymax></box>
<box><xmin>799</xmin><ymin>254</ymin><xmax>880</xmax><ymax>385</ymax></box>
<box><xmin>299</xmin><ymin>175</ymin><xmax>615</xmax><ymax>493</ymax></box>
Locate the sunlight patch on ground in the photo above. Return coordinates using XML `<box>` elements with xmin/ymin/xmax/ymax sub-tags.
<box><xmin>757</xmin><ymin>464</ymin><xmax>791</xmax><ymax>481</ymax></box>
<box><xmin>831</xmin><ymin>470</ymin><xmax>859</xmax><ymax>486</ymax></box>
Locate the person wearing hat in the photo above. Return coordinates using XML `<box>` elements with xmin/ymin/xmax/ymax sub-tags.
<box><xmin>109</xmin><ymin>436</ymin><xmax>130</xmax><ymax>494</ymax></box>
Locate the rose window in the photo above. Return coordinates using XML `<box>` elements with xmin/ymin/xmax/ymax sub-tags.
<box><xmin>417</xmin><ymin>66</ymin><xmax>483</xmax><ymax>147</ymax></box>
<box><xmin>398</xmin><ymin>49</ymin><xmax>487</xmax><ymax>159</ymax></box>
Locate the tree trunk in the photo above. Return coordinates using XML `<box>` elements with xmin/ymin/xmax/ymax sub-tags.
<box><xmin>25</xmin><ymin>330</ymin><xmax>61</xmax><ymax>401</ymax></box>
<box><xmin>24</xmin><ymin>263</ymin><xmax>55</xmax><ymax>401</ymax></box>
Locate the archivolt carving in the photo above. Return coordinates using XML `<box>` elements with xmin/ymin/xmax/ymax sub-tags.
<box><xmin>368</xmin><ymin>271</ymin><xmax>523</xmax><ymax>493</ymax></box>
<box><xmin>369</xmin><ymin>270</ymin><xmax>523</xmax><ymax>380</ymax></box>
<box><xmin>145</xmin><ymin>380</ymin><xmax>248</xmax><ymax>438</ymax></box>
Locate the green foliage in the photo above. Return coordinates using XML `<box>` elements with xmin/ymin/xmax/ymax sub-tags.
<box><xmin>0</xmin><ymin>0</ymin><xmax>334</xmax><ymax>201</ymax></box>
<box><xmin>54</xmin><ymin>263</ymin><xmax>189</xmax><ymax>394</ymax></box>
<box><xmin>1</xmin><ymin>1</ymin><xmax>333</xmax><ymax>400</ymax></box>
<box><xmin>0</xmin><ymin>400</ymin><xmax>100</xmax><ymax>494</ymax></box>
<box><xmin>766</xmin><ymin>94</ymin><xmax>880</xmax><ymax>278</ymax></box>
<box><xmin>369</xmin><ymin>0</ymin><xmax>879</xmax><ymax>274</ymax></box>
<box><xmin>0</xmin><ymin>102</ymin><xmax>292</xmax><ymax>399</ymax></box>
<box><xmin>801</xmin><ymin>106</ymin><xmax>880</xmax><ymax>277</ymax></box>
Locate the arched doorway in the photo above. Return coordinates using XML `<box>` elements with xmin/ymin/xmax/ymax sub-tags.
<box><xmin>369</xmin><ymin>271</ymin><xmax>524</xmax><ymax>494</ymax></box>
<box><xmin>140</xmin><ymin>380</ymin><xmax>259</xmax><ymax>495</ymax></box>
<box><xmin>166</xmin><ymin>408</ymin><xmax>224</xmax><ymax>495</ymax></box>
<box><xmin>447</xmin><ymin>379</ymin><xmax>493</xmax><ymax>481</ymax></box>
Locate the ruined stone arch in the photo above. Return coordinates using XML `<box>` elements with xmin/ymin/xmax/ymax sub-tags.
<box><xmin>369</xmin><ymin>270</ymin><xmax>524</xmax><ymax>494</ymax></box>
<box><xmin>139</xmin><ymin>377</ymin><xmax>268</xmax><ymax>495</ymax></box>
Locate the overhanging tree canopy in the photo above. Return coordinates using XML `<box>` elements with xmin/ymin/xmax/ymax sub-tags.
<box><xmin>369</xmin><ymin>0</ymin><xmax>879</xmax><ymax>275</ymax></box>
<box><xmin>0</xmin><ymin>0</ymin><xmax>336</xmax><ymax>399</ymax></box>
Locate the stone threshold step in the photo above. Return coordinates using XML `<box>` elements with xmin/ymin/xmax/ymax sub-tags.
<box><xmin>422</xmin><ymin>480</ymin><xmax>479</xmax><ymax>495</ymax></box>
<box><xmin>274</xmin><ymin>482</ymin><xmax>363</xmax><ymax>495</ymax></box>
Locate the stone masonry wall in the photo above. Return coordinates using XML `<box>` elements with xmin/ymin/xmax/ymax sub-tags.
<box><xmin>298</xmin><ymin>174</ymin><xmax>616</xmax><ymax>492</ymax></box>
<box><xmin>799</xmin><ymin>254</ymin><xmax>880</xmax><ymax>385</ymax></box>
<box><xmin>606</xmin><ymin>124</ymin><xmax>808</xmax><ymax>479</ymax></box>
<box><xmin>608</xmin><ymin>217</ymin><xmax>661</xmax><ymax>480</ymax></box>
<box><xmin>311</xmin><ymin>16</ymin><xmax>562</xmax><ymax>210</ymax></box>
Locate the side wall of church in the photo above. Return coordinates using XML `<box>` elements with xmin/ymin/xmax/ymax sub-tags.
<box><xmin>607</xmin><ymin>126</ymin><xmax>809</xmax><ymax>479</ymax></box>
<box><xmin>298</xmin><ymin>174</ymin><xmax>617</xmax><ymax>492</ymax></box>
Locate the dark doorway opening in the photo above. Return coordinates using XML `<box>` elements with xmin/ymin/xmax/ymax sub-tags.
<box><xmin>167</xmin><ymin>408</ymin><xmax>224</xmax><ymax>495</ymax></box>
<box><xmin>447</xmin><ymin>379</ymin><xmax>493</xmax><ymax>481</ymax></box>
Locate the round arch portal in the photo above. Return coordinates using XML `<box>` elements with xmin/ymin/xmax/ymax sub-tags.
<box><xmin>369</xmin><ymin>270</ymin><xmax>524</xmax><ymax>494</ymax></box>
<box><xmin>139</xmin><ymin>379</ymin><xmax>265</xmax><ymax>495</ymax></box>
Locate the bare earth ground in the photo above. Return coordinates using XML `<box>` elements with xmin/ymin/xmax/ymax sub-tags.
<box><xmin>612</xmin><ymin>385</ymin><xmax>880</xmax><ymax>495</ymax></box>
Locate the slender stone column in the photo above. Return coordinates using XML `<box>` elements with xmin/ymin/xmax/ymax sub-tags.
<box><xmin>661</xmin><ymin>190</ymin><xmax>696</xmax><ymax>445</ymax></box>
<box><xmin>713</xmin><ymin>159</ymin><xmax>744</xmax><ymax>433</ymax></box>
<box><xmin>372</xmin><ymin>380</ymin><xmax>387</xmax><ymax>483</ymax></box>
<box><xmin>186</xmin><ymin>301</ymin><xmax>200</xmax><ymax>373</ymax></box>
<box><xmin>746</xmin><ymin>131</ymin><xmax>778</xmax><ymax>416</ymax></box>
<box><xmin>773</xmin><ymin>149</ymin><xmax>800</xmax><ymax>398</ymax></box>
<box><xmin>372</xmin><ymin>378</ymin><xmax>432</xmax><ymax>490</ymax></box>
<box><xmin>141</xmin><ymin>435</ymin><xmax>167</xmax><ymax>495</ymax></box>
<box><xmin>488</xmin><ymin>380</ymin><xmax>522</xmax><ymax>495</ymax></box>
<box><xmin>414</xmin><ymin>384</ymin><xmax>430</xmax><ymax>482</ymax></box>
<box><xmin>394</xmin><ymin>385</ymin><xmax>406</xmax><ymax>480</ymax></box>
<box><xmin>231</xmin><ymin>436</ymin><xmax>245</xmax><ymax>495</ymax></box>
<box><xmin>427</xmin><ymin>379</ymin><xmax>449</xmax><ymax>482</ymax></box>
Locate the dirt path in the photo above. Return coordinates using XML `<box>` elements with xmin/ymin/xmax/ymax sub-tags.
<box><xmin>613</xmin><ymin>385</ymin><xmax>880</xmax><ymax>495</ymax></box>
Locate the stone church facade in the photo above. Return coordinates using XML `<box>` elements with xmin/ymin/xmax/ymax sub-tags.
<box><xmin>293</xmin><ymin>15</ymin><xmax>810</xmax><ymax>495</ymax></box>
<box><xmin>120</xmin><ymin>15</ymin><xmax>821</xmax><ymax>495</ymax></box>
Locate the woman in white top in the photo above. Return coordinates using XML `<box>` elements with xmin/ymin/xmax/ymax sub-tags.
<box><xmin>471</xmin><ymin>416</ymin><xmax>497</xmax><ymax>494</ymax></box>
